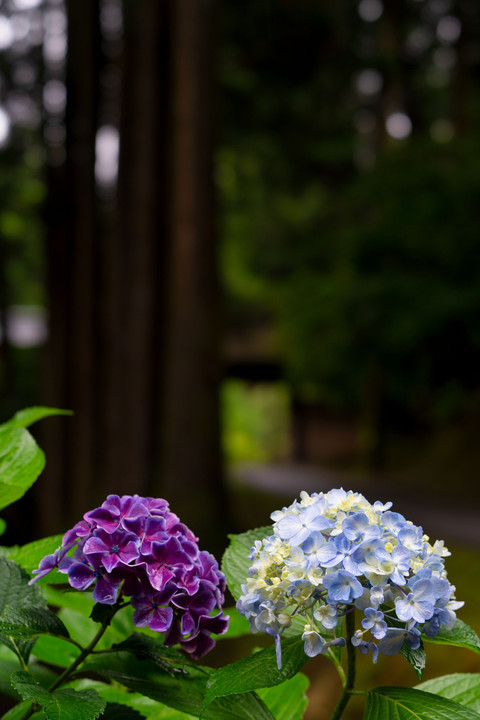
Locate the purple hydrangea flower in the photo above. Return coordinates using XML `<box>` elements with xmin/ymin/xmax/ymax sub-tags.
<box><xmin>30</xmin><ymin>493</ymin><xmax>229</xmax><ymax>659</ymax></box>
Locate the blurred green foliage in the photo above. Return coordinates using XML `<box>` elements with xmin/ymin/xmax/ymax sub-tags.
<box><xmin>222</xmin><ymin>381</ymin><xmax>290</xmax><ymax>464</ymax></box>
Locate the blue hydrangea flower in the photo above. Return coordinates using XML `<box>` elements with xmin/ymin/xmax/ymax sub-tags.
<box><xmin>236</xmin><ymin>487</ymin><xmax>463</xmax><ymax>669</ymax></box>
<box><xmin>30</xmin><ymin>494</ymin><xmax>229</xmax><ymax>659</ymax></box>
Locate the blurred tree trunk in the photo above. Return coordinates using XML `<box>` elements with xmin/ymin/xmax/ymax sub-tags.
<box><xmin>40</xmin><ymin>0</ymin><xmax>227</xmax><ymax>552</ymax></box>
<box><xmin>39</xmin><ymin>0</ymin><xmax>100</xmax><ymax>533</ymax></box>
<box><xmin>160</xmin><ymin>0</ymin><xmax>228</xmax><ymax>551</ymax></box>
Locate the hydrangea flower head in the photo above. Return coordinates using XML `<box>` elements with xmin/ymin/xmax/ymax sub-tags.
<box><xmin>236</xmin><ymin>488</ymin><xmax>463</xmax><ymax>667</ymax></box>
<box><xmin>30</xmin><ymin>494</ymin><xmax>228</xmax><ymax>659</ymax></box>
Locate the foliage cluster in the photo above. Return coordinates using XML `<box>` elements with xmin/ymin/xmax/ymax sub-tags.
<box><xmin>0</xmin><ymin>409</ymin><xmax>480</xmax><ymax>720</ymax></box>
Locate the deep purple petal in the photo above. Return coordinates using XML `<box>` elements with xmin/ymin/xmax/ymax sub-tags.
<box><xmin>150</xmin><ymin>606</ymin><xmax>174</xmax><ymax>632</ymax></box>
<box><xmin>68</xmin><ymin>562</ymin><xmax>95</xmax><ymax>590</ymax></box>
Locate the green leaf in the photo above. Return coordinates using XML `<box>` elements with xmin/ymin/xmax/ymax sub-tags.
<box><xmin>257</xmin><ymin>672</ymin><xmax>309</xmax><ymax>720</ymax></box>
<box><xmin>4</xmin><ymin>407</ymin><xmax>72</xmax><ymax>429</ymax></box>
<box><xmin>32</xmin><ymin>635</ymin><xmax>80</xmax><ymax>668</ymax></box>
<box><xmin>400</xmin><ymin>639</ymin><xmax>426</xmax><ymax>680</ymax></box>
<box><xmin>82</xmin><ymin>652</ymin><xmax>275</xmax><ymax>720</ymax></box>
<box><xmin>0</xmin><ymin>407</ymin><xmax>71</xmax><ymax>511</ymax></box>
<box><xmin>90</xmin><ymin>602</ymin><xmax>119</xmax><ymax>626</ymax></box>
<box><xmin>11</xmin><ymin>670</ymin><xmax>106</xmax><ymax>720</ymax></box>
<box><xmin>0</xmin><ymin>425</ymin><xmax>45</xmax><ymax>512</ymax></box>
<box><xmin>221</xmin><ymin>527</ymin><xmax>272</xmax><ymax>602</ymax></box>
<box><xmin>416</xmin><ymin>673</ymin><xmax>480</xmax><ymax>712</ymax></box>
<box><xmin>43</xmin><ymin>586</ymin><xmax>95</xmax><ymax>616</ymax></box>
<box><xmin>203</xmin><ymin>636</ymin><xmax>307</xmax><ymax>710</ymax></box>
<box><xmin>0</xmin><ymin>558</ymin><xmax>45</xmax><ymax>614</ymax></box>
<box><xmin>43</xmin><ymin>689</ymin><xmax>106</xmax><ymax>720</ymax></box>
<box><xmin>366</xmin><ymin>686</ymin><xmax>480</xmax><ymax>719</ymax></box>
<box><xmin>0</xmin><ymin>606</ymin><xmax>69</xmax><ymax>640</ymax></box>
<box><xmin>0</xmin><ymin>518</ymin><xmax>6</xmax><ymax>536</ymax></box>
<box><xmin>423</xmin><ymin>619</ymin><xmax>480</xmax><ymax>656</ymax></box>
<box><xmin>3</xmin><ymin>535</ymin><xmax>63</xmax><ymax>576</ymax></box>
<box><xmin>112</xmin><ymin>633</ymin><xmax>189</xmax><ymax>676</ymax></box>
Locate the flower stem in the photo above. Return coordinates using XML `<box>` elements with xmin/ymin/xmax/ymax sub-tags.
<box><xmin>17</xmin><ymin>603</ymin><xmax>120</xmax><ymax>720</ymax></box>
<box><xmin>330</xmin><ymin>610</ymin><xmax>356</xmax><ymax>720</ymax></box>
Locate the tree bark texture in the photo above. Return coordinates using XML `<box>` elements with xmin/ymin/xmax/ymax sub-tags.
<box><xmin>39</xmin><ymin>0</ymin><xmax>226</xmax><ymax>552</ymax></box>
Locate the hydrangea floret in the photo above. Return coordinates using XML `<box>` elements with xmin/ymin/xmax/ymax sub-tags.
<box><xmin>236</xmin><ymin>488</ymin><xmax>463</xmax><ymax>667</ymax></box>
<box><xmin>30</xmin><ymin>494</ymin><xmax>229</xmax><ymax>659</ymax></box>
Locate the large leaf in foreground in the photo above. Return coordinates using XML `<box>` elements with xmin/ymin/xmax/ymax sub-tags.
<box><xmin>0</xmin><ymin>425</ymin><xmax>45</xmax><ymax>512</ymax></box>
<box><xmin>4</xmin><ymin>406</ymin><xmax>72</xmax><ymax>430</ymax></box>
<box><xmin>11</xmin><ymin>670</ymin><xmax>106</xmax><ymax>720</ymax></box>
<box><xmin>416</xmin><ymin>673</ymin><xmax>480</xmax><ymax>712</ymax></box>
<box><xmin>366</xmin><ymin>686</ymin><xmax>480</xmax><ymax>720</ymax></box>
<box><xmin>83</xmin><ymin>651</ymin><xmax>275</xmax><ymax>720</ymax></box>
<box><xmin>257</xmin><ymin>672</ymin><xmax>309</xmax><ymax>720</ymax></box>
<box><xmin>203</xmin><ymin>637</ymin><xmax>307</xmax><ymax>711</ymax></box>
<box><xmin>423</xmin><ymin>619</ymin><xmax>480</xmax><ymax>656</ymax></box>
<box><xmin>0</xmin><ymin>407</ymin><xmax>71</xmax><ymax>511</ymax></box>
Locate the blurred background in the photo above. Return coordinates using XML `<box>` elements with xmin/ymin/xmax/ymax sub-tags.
<box><xmin>0</xmin><ymin>0</ymin><xmax>480</xmax><ymax>713</ymax></box>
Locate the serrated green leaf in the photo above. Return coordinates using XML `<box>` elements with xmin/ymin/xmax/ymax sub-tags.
<box><xmin>11</xmin><ymin>669</ymin><xmax>52</xmax><ymax>704</ymax></box>
<box><xmin>366</xmin><ymin>686</ymin><xmax>480</xmax><ymax>719</ymax></box>
<box><xmin>221</xmin><ymin>527</ymin><xmax>272</xmax><ymax>603</ymax></box>
<box><xmin>43</xmin><ymin>689</ymin><xmax>106</xmax><ymax>720</ymax></box>
<box><xmin>0</xmin><ymin>634</ymin><xmax>36</xmax><ymax>665</ymax></box>
<box><xmin>203</xmin><ymin>636</ymin><xmax>307</xmax><ymax>710</ymax></box>
<box><xmin>400</xmin><ymin>639</ymin><xmax>426</xmax><ymax>680</ymax></box>
<box><xmin>0</xmin><ymin>606</ymin><xmax>69</xmax><ymax>640</ymax></box>
<box><xmin>11</xmin><ymin>671</ymin><xmax>106</xmax><ymax>720</ymax></box>
<box><xmin>82</xmin><ymin>652</ymin><xmax>275</xmax><ymax>720</ymax></box>
<box><xmin>0</xmin><ymin>558</ymin><xmax>45</xmax><ymax>613</ymax></box>
<box><xmin>423</xmin><ymin>619</ymin><xmax>480</xmax><ymax>656</ymax></box>
<box><xmin>4</xmin><ymin>407</ymin><xmax>72</xmax><ymax>430</ymax></box>
<box><xmin>416</xmin><ymin>673</ymin><xmax>480</xmax><ymax>712</ymax></box>
<box><xmin>257</xmin><ymin>672</ymin><xmax>309</xmax><ymax>720</ymax></box>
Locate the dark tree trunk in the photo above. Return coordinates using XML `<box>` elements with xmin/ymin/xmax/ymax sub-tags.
<box><xmin>39</xmin><ymin>0</ymin><xmax>228</xmax><ymax>552</ymax></box>
<box><xmin>160</xmin><ymin>0</ymin><xmax>227</xmax><ymax>552</ymax></box>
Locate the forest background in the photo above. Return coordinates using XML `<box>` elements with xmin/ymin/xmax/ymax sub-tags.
<box><xmin>0</xmin><ymin>0</ymin><xmax>479</xmax><ymax>601</ymax></box>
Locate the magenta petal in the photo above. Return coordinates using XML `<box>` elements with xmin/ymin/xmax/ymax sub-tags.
<box><xmin>149</xmin><ymin>565</ymin><xmax>175</xmax><ymax>591</ymax></box>
<box><xmin>119</xmin><ymin>541</ymin><xmax>139</xmax><ymax>564</ymax></box>
<box><xmin>84</xmin><ymin>536</ymin><xmax>109</xmax><ymax>555</ymax></box>
<box><xmin>102</xmin><ymin>553</ymin><xmax>121</xmax><ymax>572</ymax></box>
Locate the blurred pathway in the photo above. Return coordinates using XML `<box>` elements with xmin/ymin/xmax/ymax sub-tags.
<box><xmin>230</xmin><ymin>463</ymin><xmax>480</xmax><ymax>549</ymax></box>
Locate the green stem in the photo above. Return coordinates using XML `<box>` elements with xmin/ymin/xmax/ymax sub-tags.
<box><xmin>330</xmin><ymin>610</ymin><xmax>356</xmax><ymax>720</ymax></box>
<box><xmin>17</xmin><ymin>603</ymin><xmax>120</xmax><ymax>720</ymax></box>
